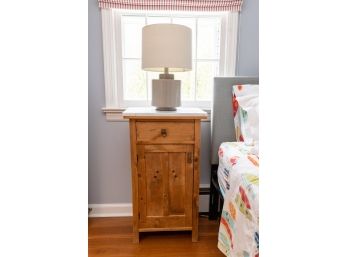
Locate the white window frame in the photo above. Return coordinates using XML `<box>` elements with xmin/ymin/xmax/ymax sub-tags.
<box><xmin>101</xmin><ymin>9</ymin><xmax>239</xmax><ymax>121</ymax></box>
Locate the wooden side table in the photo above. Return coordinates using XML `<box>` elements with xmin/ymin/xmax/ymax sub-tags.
<box><xmin>123</xmin><ymin>107</ymin><xmax>207</xmax><ymax>243</ymax></box>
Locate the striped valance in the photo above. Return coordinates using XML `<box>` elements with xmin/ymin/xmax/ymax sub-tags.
<box><xmin>98</xmin><ymin>0</ymin><xmax>243</xmax><ymax>12</ymax></box>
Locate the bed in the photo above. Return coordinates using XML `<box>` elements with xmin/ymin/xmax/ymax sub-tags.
<box><xmin>210</xmin><ymin>77</ymin><xmax>259</xmax><ymax>257</ymax></box>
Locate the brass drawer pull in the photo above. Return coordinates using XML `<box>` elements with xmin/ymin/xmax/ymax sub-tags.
<box><xmin>161</xmin><ymin>129</ymin><xmax>167</xmax><ymax>137</ymax></box>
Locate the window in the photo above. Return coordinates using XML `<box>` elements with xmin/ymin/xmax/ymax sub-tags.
<box><xmin>121</xmin><ymin>13</ymin><xmax>221</xmax><ymax>106</ymax></box>
<box><xmin>101</xmin><ymin>9</ymin><xmax>239</xmax><ymax>119</ymax></box>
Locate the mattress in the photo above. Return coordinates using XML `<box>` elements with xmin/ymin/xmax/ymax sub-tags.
<box><xmin>217</xmin><ymin>142</ymin><xmax>259</xmax><ymax>257</ymax></box>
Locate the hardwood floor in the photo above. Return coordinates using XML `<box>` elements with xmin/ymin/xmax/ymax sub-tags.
<box><xmin>89</xmin><ymin>216</ymin><xmax>225</xmax><ymax>257</ymax></box>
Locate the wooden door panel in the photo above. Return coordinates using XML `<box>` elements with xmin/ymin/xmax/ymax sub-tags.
<box><xmin>137</xmin><ymin>145</ymin><xmax>193</xmax><ymax>229</ymax></box>
<box><xmin>145</xmin><ymin>152</ymin><xmax>167</xmax><ymax>217</ymax></box>
<box><xmin>168</xmin><ymin>153</ymin><xmax>186</xmax><ymax>215</ymax></box>
<box><xmin>184</xmin><ymin>152</ymin><xmax>193</xmax><ymax>227</ymax></box>
<box><xmin>139</xmin><ymin>216</ymin><xmax>188</xmax><ymax>231</ymax></box>
<box><xmin>143</xmin><ymin>144</ymin><xmax>192</xmax><ymax>153</ymax></box>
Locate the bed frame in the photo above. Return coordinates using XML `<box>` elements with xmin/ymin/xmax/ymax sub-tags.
<box><xmin>209</xmin><ymin>76</ymin><xmax>259</xmax><ymax>219</ymax></box>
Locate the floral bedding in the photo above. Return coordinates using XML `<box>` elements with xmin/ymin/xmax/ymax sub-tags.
<box><xmin>217</xmin><ymin>142</ymin><xmax>259</xmax><ymax>257</ymax></box>
<box><xmin>232</xmin><ymin>84</ymin><xmax>259</xmax><ymax>145</ymax></box>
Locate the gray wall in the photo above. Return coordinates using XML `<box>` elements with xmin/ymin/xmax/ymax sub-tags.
<box><xmin>237</xmin><ymin>0</ymin><xmax>259</xmax><ymax>75</ymax></box>
<box><xmin>88</xmin><ymin>0</ymin><xmax>258</xmax><ymax>204</ymax></box>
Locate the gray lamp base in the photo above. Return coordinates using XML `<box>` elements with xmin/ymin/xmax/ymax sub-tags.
<box><xmin>152</xmin><ymin>79</ymin><xmax>181</xmax><ymax>111</ymax></box>
<box><xmin>156</xmin><ymin>107</ymin><xmax>177</xmax><ymax>111</ymax></box>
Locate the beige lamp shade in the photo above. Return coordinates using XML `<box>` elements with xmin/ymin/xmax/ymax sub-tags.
<box><xmin>142</xmin><ymin>24</ymin><xmax>192</xmax><ymax>72</ymax></box>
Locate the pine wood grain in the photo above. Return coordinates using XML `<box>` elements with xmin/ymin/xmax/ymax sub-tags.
<box><xmin>136</xmin><ymin>121</ymin><xmax>194</xmax><ymax>144</ymax></box>
<box><xmin>184</xmin><ymin>151</ymin><xmax>193</xmax><ymax>227</ymax></box>
<box><xmin>89</xmin><ymin>216</ymin><xmax>225</xmax><ymax>257</ymax></box>
<box><xmin>129</xmin><ymin>120</ymin><xmax>139</xmax><ymax>243</ymax></box>
<box><xmin>125</xmin><ymin>111</ymin><xmax>206</xmax><ymax>243</ymax></box>
<box><xmin>192</xmin><ymin>119</ymin><xmax>201</xmax><ymax>242</ymax></box>
<box><xmin>168</xmin><ymin>152</ymin><xmax>186</xmax><ymax>215</ymax></box>
<box><xmin>145</xmin><ymin>153</ymin><xmax>165</xmax><ymax>217</ymax></box>
<box><xmin>137</xmin><ymin>144</ymin><xmax>193</xmax><ymax>230</ymax></box>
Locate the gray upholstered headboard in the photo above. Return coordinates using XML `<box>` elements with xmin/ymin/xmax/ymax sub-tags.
<box><xmin>211</xmin><ymin>76</ymin><xmax>259</xmax><ymax>164</ymax></box>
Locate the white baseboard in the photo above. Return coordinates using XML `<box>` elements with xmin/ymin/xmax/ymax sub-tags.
<box><xmin>199</xmin><ymin>183</ymin><xmax>210</xmax><ymax>213</ymax></box>
<box><xmin>200</xmin><ymin>183</ymin><xmax>210</xmax><ymax>189</ymax></box>
<box><xmin>88</xmin><ymin>203</ymin><xmax>132</xmax><ymax>217</ymax></box>
<box><xmin>89</xmin><ymin>184</ymin><xmax>211</xmax><ymax>218</ymax></box>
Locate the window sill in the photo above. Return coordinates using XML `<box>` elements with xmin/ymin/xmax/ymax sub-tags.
<box><xmin>102</xmin><ymin>107</ymin><xmax>211</xmax><ymax>122</ymax></box>
<box><xmin>102</xmin><ymin>108</ymin><xmax>127</xmax><ymax>122</ymax></box>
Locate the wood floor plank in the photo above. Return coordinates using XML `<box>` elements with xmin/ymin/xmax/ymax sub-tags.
<box><xmin>89</xmin><ymin>216</ymin><xmax>225</xmax><ymax>257</ymax></box>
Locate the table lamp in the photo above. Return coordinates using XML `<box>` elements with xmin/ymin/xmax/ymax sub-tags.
<box><xmin>142</xmin><ymin>24</ymin><xmax>192</xmax><ymax>111</ymax></box>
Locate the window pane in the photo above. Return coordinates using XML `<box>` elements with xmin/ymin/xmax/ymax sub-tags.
<box><xmin>123</xmin><ymin>59</ymin><xmax>147</xmax><ymax>100</ymax></box>
<box><xmin>120</xmin><ymin>13</ymin><xmax>223</xmax><ymax>106</ymax></box>
<box><xmin>122</xmin><ymin>16</ymin><xmax>145</xmax><ymax>58</ymax></box>
<box><xmin>147</xmin><ymin>16</ymin><xmax>171</xmax><ymax>25</ymax></box>
<box><xmin>197</xmin><ymin>18</ymin><xmax>221</xmax><ymax>59</ymax></box>
<box><xmin>146</xmin><ymin>65</ymin><xmax>195</xmax><ymax>101</ymax></box>
<box><xmin>173</xmin><ymin>17</ymin><xmax>196</xmax><ymax>60</ymax></box>
<box><xmin>173</xmin><ymin>62</ymin><xmax>195</xmax><ymax>101</ymax></box>
<box><xmin>196</xmin><ymin>61</ymin><xmax>219</xmax><ymax>101</ymax></box>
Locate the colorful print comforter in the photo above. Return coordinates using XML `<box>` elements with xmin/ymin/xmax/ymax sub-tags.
<box><xmin>217</xmin><ymin>142</ymin><xmax>259</xmax><ymax>257</ymax></box>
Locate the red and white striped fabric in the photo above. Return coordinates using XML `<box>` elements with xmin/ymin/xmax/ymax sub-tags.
<box><xmin>98</xmin><ymin>0</ymin><xmax>243</xmax><ymax>12</ymax></box>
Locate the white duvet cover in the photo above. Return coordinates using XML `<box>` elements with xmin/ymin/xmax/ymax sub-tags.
<box><xmin>217</xmin><ymin>142</ymin><xmax>259</xmax><ymax>257</ymax></box>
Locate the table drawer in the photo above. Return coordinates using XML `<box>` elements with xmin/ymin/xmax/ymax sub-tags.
<box><xmin>136</xmin><ymin>121</ymin><xmax>194</xmax><ymax>144</ymax></box>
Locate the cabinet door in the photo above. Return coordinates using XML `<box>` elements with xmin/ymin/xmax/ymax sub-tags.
<box><xmin>137</xmin><ymin>145</ymin><xmax>194</xmax><ymax>230</ymax></box>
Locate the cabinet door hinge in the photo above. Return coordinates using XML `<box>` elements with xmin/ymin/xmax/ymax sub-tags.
<box><xmin>187</xmin><ymin>152</ymin><xmax>192</xmax><ymax>164</ymax></box>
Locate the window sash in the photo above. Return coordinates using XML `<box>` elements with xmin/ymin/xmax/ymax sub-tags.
<box><xmin>101</xmin><ymin>9</ymin><xmax>238</xmax><ymax>110</ymax></box>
